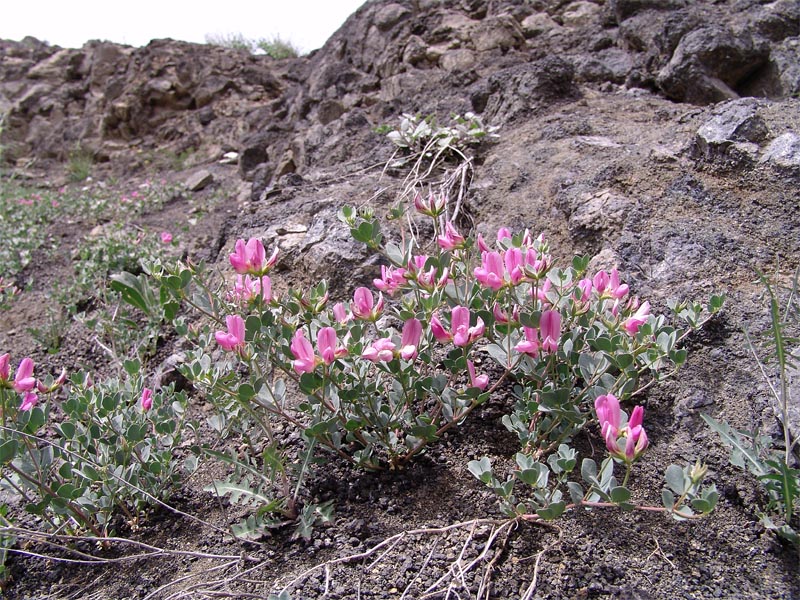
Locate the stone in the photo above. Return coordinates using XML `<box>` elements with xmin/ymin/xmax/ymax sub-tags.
<box><xmin>752</xmin><ymin>0</ymin><xmax>800</xmax><ymax>42</ymax></box>
<box><xmin>520</xmin><ymin>13</ymin><xmax>560</xmax><ymax>38</ymax></box>
<box><xmin>184</xmin><ymin>169</ymin><xmax>214</xmax><ymax>191</ymax></box>
<box><xmin>770</xmin><ymin>38</ymin><xmax>800</xmax><ymax>98</ymax></box>
<box><xmin>760</xmin><ymin>132</ymin><xmax>800</xmax><ymax>172</ymax></box>
<box><xmin>657</xmin><ymin>26</ymin><xmax>769</xmax><ymax>104</ymax></box>
<box><xmin>608</xmin><ymin>0</ymin><xmax>688</xmax><ymax>23</ymax></box>
<box><xmin>562</xmin><ymin>2</ymin><xmax>601</xmax><ymax>28</ymax></box>
<box><xmin>477</xmin><ymin>57</ymin><xmax>578</xmax><ymax>123</ymax></box>
<box><xmin>317</xmin><ymin>99</ymin><xmax>345</xmax><ymax>125</ymax></box>
<box><xmin>469</xmin><ymin>15</ymin><xmax>525</xmax><ymax>52</ymax></box>
<box><xmin>575</xmin><ymin>48</ymin><xmax>633</xmax><ymax>84</ymax></box>
<box><xmin>567</xmin><ymin>188</ymin><xmax>633</xmax><ymax>242</ymax></box>
<box><xmin>373</xmin><ymin>3</ymin><xmax>411</xmax><ymax>32</ymax></box>
<box><xmin>439</xmin><ymin>49</ymin><xmax>477</xmax><ymax>72</ymax></box>
<box><xmin>693</xmin><ymin>99</ymin><xmax>770</xmax><ymax>165</ymax></box>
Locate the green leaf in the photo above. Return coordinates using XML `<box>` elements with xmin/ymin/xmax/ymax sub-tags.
<box><xmin>536</xmin><ymin>502</ymin><xmax>565</xmax><ymax>521</ymax></box>
<box><xmin>110</xmin><ymin>272</ymin><xmax>149</xmax><ymax>313</ymax></box>
<box><xmin>580</xmin><ymin>458</ymin><xmax>597</xmax><ymax>483</ymax></box>
<box><xmin>204</xmin><ymin>480</ymin><xmax>278</xmax><ymax>509</ymax></box>
<box><xmin>567</xmin><ymin>482</ymin><xmax>584</xmax><ymax>504</ymax></box>
<box><xmin>56</xmin><ymin>483</ymin><xmax>79</xmax><ymax>499</ymax></box>
<box><xmin>385</xmin><ymin>243</ymin><xmax>405</xmax><ymax>266</ymax></box>
<box><xmin>701</xmin><ymin>414</ymin><xmax>768</xmax><ymax>477</ymax></box>
<box><xmin>665</xmin><ymin>464</ymin><xmax>686</xmax><ymax>495</ymax></box>
<box><xmin>238</xmin><ymin>384</ymin><xmax>256</xmax><ymax>403</ymax></box>
<box><xmin>0</xmin><ymin>440</ymin><xmax>18</xmax><ymax>465</ymax></box>
<box><xmin>123</xmin><ymin>359</ymin><xmax>140</xmax><ymax>375</ymax></box>
<box><xmin>245</xmin><ymin>316</ymin><xmax>261</xmax><ymax>340</ymax></box>
<box><xmin>468</xmin><ymin>457</ymin><xmax>493</xmax><ymax>485</ymax></box>
<box><xmin>609</xmin><ymin>486</ymin><xmax>631</xmax><ymax>504</ymax></box>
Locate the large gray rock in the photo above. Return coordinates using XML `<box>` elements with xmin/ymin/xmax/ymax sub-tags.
<box><xmin>692</xmin><ymin>98</ymin><xmax>770</xmax><ymax>166</ymax></box>
<box><xmin>760</xmin><ymin>132</ymin><xmax>800</xmax><ymax>173</ymax></box>
<box><xmin>474</xmin><ymin>57</ymin><xmax>578</xmax><ymax>124</ymax></box>
<box><xmin>607</xmin><ymin>0</ymin><xmax>688</xmax><ymax>23</ymax></box>
<box><xmin>657</xmin><ymin>26</ymin><xmax>769</xmax><ymax>104</ymax></box>
<box><xmin>770</xmin><ymin>38</ymin><xmax>800</xmax><ymax>98</ymax></box>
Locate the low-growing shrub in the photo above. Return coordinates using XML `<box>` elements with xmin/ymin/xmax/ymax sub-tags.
<box><xmin>115</xmin><ymin>187</ymin><xmax>721</xmax><ymax>536</ymax></box>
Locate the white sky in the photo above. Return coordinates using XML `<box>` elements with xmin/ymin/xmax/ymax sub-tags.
<box><xmin>1</xmin><ymin>0</ymin><xmax>367</xmax><ymax>53</ymax></box>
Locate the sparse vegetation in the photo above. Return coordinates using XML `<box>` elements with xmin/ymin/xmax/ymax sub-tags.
<box><xmin>205</xmin><ymin>33</ymin><xmax>301</xmax><ymax>59</ymax></box>
<box><xmin>66</xmin><ymin>147</ymin><xmax>94</xmax><ymax>182</ymax></box>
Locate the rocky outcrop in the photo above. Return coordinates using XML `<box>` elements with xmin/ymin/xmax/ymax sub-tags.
<box><xmin>0</xmin><ymin>37</ymin><xmax>294</xmax><ymax>168</ymax></box>
<box><xmin>3</xmin><ymin>0</ymin><xmax>799</xmax><ymax>197</ymax></box>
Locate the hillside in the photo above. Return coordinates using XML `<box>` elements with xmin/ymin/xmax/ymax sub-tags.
<box><xmin>1</xmin><ymin>1</ymin><xmax>799</xmax><ymax>598</ymax></box>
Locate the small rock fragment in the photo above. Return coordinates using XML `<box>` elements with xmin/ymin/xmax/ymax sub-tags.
<box><xmin>184</xmin><ymin>169</ymin><xmax>214</xmax><ymax>191</ymax></box>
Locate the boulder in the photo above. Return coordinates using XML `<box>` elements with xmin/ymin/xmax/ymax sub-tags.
<box><xmin>476</xmin><ymin>57</ymin><xmax>578</xmax><ymax>123</ymax></box>
<box><xmin>692</xmin><ymin>98</ymin><xmax>770</xmax><ymax>166</ymax></box>
<box><xmin>760</xmin><ymin>132</ymin><xmax>800</xmax><ymax>173</ymax></box>
<box><xmin>608</xmin><ymin>0</ymin><xmax>688</xmax><ymax>23</ymax></box>
<box><xmin>770</xmin><ymin>38</ymin><xmax>800</xmax><ymax>98</ymax></box>
<box><xmin>657</xmin><ymin>26</ymin><xmax>769</xmax><ymax>104</ymax></box>
<box><xmin>561</xmin><ymin>1</ymin><xmax>601</xmax><ymax>28</ymax></box>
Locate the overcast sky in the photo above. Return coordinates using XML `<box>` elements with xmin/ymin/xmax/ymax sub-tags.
<box><xmin>1</xmin><ymin>0</ymin><xmax>367</xmax><ymax>53</ymax></box>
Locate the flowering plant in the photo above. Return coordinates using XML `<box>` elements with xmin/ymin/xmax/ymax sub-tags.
<box><xmin>0</xmin><ymin>354</ymin><xmax>194</xmax><ymax>536</ymax></box>
<box><xmin>121</xmin><ymin>186</ymin><xmax>723</xmax><ymax>534</ymax></box>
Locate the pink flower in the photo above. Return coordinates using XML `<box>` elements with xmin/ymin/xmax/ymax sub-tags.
<box><xmin>37</xmin><ymin>368</ymin><xmax>68</xmax><ymax>394</ymax></box>
<box><xmin>593</xmin><ymin>271</ymin><xmax>609</xmax><ymax>294</ymax></box>
<box><xmin>595</xmin><ymin>393</ymin><xmax>621</xmax><ymax>448</ymax></box>
<box><xmin>414</xmin><ymin>192</ymin><xmax>446</xmax><ymax>217</ymax></box>
<box><xmin>230</xmin><ymin>275</ymin><xmax>272</xmax><ymax>304</ymax></box>
<box><xmin>229</xmin><ymin>238</ymin><xmax>278</xmax><ymax>275</ymax></box>
<box><xmin>575</xmin><ymin>278</ymin><xmax>593</xmax><ymax>302</ymax></box>
<box><xmin>467</xmin><ymin>360</ymin><xmax>489</xmax><ymax>391</ymax></box>
<box><xmin>373</xmin><ymin>265</ymin><xmax>407</xmax><ymax>296</ymax></box>
<box><xmin>451</xmin><ymin>306</ymin><xmax>485</xmax><ymax>347</ymax></box>
<box><xmin>496</xmin><ymin>227</ymin><xmax>512</xmax><ymax>243</ymax></box>
<box><xmin>609</xmin><ymin>269</ymin><xmax>629</xmax><ymax>299</ymax></box>
<box><xmin>215</xmin><ymin>315</ymin><xmax>246</xmax><ymax>353</ymax></box>
<box><xmin>504</xmin><ymin>248</ymin><xmax>525</xmax><ymax>285</ymax></box>
<box><xmin>399</xmin><ymin>318</ymin><xmax>422</xmax><ymax>360</ymax></box>
<box><xmin>406</xmin><ymin>255</ymin><xmax>448</xmax><ymax>292</ymax></box>
<box><xmin>623</xmin><ymin>301</ymin><xmax>650</xmax><ymax>335</ymax></box>
<box><xmin>539</xmin><ymin>310</ymin><xmax>561</xmax><ymax>353</ymax></box>
<box><xmin>430</xmin><ymin>314</ymin><xmax>451</xmax><ymax>343</ymax></box>
<box><xmin>317</xmin><ymin>327</ymin><xmax>347</xmax><ymax>365</ymax></box>
<box><xmin>160</xmin><ymin>231</ymin><xmax>173</xmax><ymax>244</ymax></box>
<box><xmin>595</xmin><ymin>394</ymin><xmax>648</xmax><ymax>462</ymax></box>
<box><xmin>0</xmin><ymin>353</ymin><xmax>9</xmax><ymax>382</ymax></box>
<box><xmin>493</xmin><ymin>303</ymin><xmax>519</xmax><ymax>325</ymax></box>
<box><xmin>474</xmin><ymin>251</ymin><xmax>505</xmax><ymax>290</ymax></box>
<box><xmin>362</xmin><ymin>337</ymin><xmax>396</xmax><ymax>362</ymax></box>
<box><xmin>536</xmin><ymin>278</ymin><xmax>552</xmax><ymax>304</ymax></box>
<box><xmin>291</xmin><ymin>330</ymin><xmax>320</xmax><ymax>374</ymax></box>
<box><xmin>19</xmin><ymin>392</ymin><xmax>38</xmax><ymax>412</ymax></box>
<box><xmin>141</xmin><ymin>388</ymin><xmax>153</xmax><ymax>411</ymax></box>
<box><xmin>515</xmin><ymin>326</ymin><xmax>540</xmax><ymax>357</ymax></box>
<box><xmin>594</xmin><ymin>269</ymin><xmax>629</xmax><ymax>299</ymax></box>
<box><xmin>522</xmin><ymin>250</ymin><xmax>550</xmax><ymax>280</ymax></box>
<box><xmin>431</xmin><ymin>307</ymin><xmax>484</xmax><ymax>346</ymax></box>
<box><xmin>332</xmin><ymin>302</ymin><xmax>351</xmax><ymax>324</ymax></box>
<box><xmin>351</xmin><ymin>287</ymin><xmax>384</xmax><ymax>321</ymax></box>
<box><xmin>437</xmin><ymin>222</ymin><xmax>465</xmax><ymax>250</ymax></box>
<box><xmin>624</xmin><ymin>406</ymin><xmax>649</xmax><ymax>460</ymax></box>
<box><xmin>477</xmin><ymin>234</ymin><xmax>490</xmax><ymax>253</ymax></box>
<box><xmin>13</xmin><ymin>358</ymin><xmax>36</xmax><ymax>393</ymax></box>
